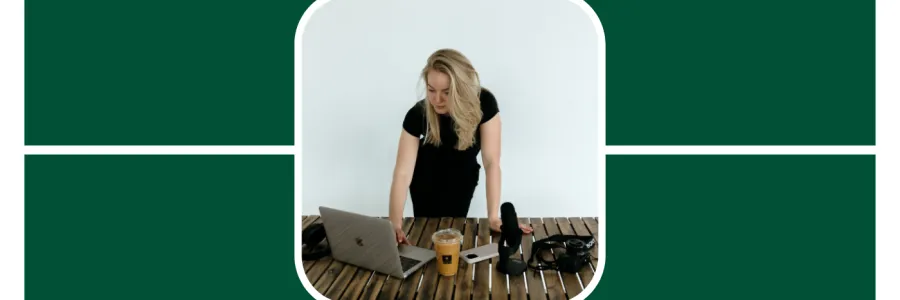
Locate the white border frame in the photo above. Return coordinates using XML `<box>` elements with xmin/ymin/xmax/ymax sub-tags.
<box><xmin>3</xmin><ymin>0</ymin><xmax>896</xmax><ymax>299</ymax></box>
<box><xmin>874</xmin><ymin>0</ymin><xmax>898</xmax><ymax>298</ymax></box>
<box><xmin>2</xmin><ymin>0</ymin><xmax>25</xmax><ymax>299</ymax></box>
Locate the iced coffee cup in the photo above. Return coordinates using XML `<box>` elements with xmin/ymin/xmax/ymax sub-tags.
<box><xmin>432</xmin><ymin>228</ymin><xmax>463</xmax><ymax>276</ymax></box>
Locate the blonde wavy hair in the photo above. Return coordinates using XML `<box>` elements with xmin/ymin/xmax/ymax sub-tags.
<box><xmin>420</xmin><ymin>49</ymin><xmax>483</xmax><ymax>150</ymax></box>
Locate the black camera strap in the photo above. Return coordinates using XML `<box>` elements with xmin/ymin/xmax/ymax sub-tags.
<box><xmin>526</xmin><ymin>234</ymin><xmax>595</xmax><ymax>272</ymax></box>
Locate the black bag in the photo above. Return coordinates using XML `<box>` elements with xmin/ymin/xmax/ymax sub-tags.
<box><xmin>301</xmin><ymin>223</ymin><xmax>331</xmax><ymax>261</ymax></box>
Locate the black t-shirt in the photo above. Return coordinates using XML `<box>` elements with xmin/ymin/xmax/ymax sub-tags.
<box><xmin>402</xmin><ymin>88</ymin><xmax>499</xmax><ymax>193</ymax></box>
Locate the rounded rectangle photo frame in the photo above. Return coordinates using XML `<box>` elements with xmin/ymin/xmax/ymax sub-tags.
<box><xmin>293</xmin><ymin>1</ymin><xmax>605</xmax><ymax>299</ymax></box>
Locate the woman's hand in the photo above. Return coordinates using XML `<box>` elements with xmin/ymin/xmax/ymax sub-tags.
<box><xmin>394</xmin><ymin>225</ymin><xmax>410</xmax><ymax>245</ymax></box>
<box><xmin>489</xmin><ymin>217</ymin><xmax>534</xmax><ymax>234</ymax></box>
<box><xmin>518</xmin><ymin>222</ymin><xmax>534</xmax><ymax>234</ymax></box>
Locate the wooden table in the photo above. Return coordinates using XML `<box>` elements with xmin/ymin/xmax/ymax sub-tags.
<box><xmin>300</xmin><ymin>216</ymin><xmax>600</xmax><ymax>300</ymax></box>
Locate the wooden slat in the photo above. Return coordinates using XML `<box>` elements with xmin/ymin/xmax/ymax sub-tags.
<box><xmin>452</xmin><ymin>218</ymin><xmax>477</xmax><ymax>300</ymax></box>
<box><xmin>301</xmin><ymin>216</ymin><xmax>318</xmax><ymax>230</ymax></box>
<box><xmin>380</xmin><ymin>218</ymin><xmax>429</xmax><ymax>300</ymax></box>
<box><xmin>488</xmin><ymin>220</ymin><xmax>507</xmax><ymax>300</ymax></box>
<box><xmin>340</xmin><ymin>269</ymin><xmax>374</xmax><ymax>300</ymax></box>
<box><xmin>544</xmin><ymin>218</ymin><xmax>583</xmax><ymax>298</ymax></box>
<box><xmin>325</xmin><ymin>263</ymin><xmax>360</xmax><ymax>299</ymax></box>
<box><xmin>472</xmin><ymin>218</ymin><xmax>491</xmax><ymax>299</ymax></box>
<box><xmin>313</xmin><ymin>253</ymin><xmax>346</xmax><ymax>295</ymax></box>
<box><xmin>397</xmin><ymin>218</ymin><xmax>441</xmax><ymax>300</ymax></box>
<box><xmin>557</xmin><ymin>217</ymin><xmax>594</xmax><ymax>290</ymax></box>
<box><xmin>301</xmin><ymin>216</ymin><xmax>321</xmax><ymax>271</ymax></box>
<box><xmin>531</xmin><ymin>218</ymin><xmax>565</xmax><ymax>300</ymax></box>
<box><xmin>507</xmin><ymin>219</ymin><xmax>528</xmax><ymax>300</ymax></box>
<box><xmin>362</xmin><ymin>273</ymin><xmax>388</xmax><ymax>300</ymax></box>
<box><xmin>360</xmin><ymin>217</ymin><xmax>415</xmax><ymax>300</ymax></box>
<box><xmin>520</xmin><ymin>218</ymin><xmax>547</xmax><ymax>300</ymax></box>
<box><xmin>305</xmin><ymin>251</ymin><xmax>335</xmax><ymax>283</ymax></box>
<box><xmin>434</xmin><ymin>217</ymin><xmax>467</xmax><ymax>300</ymax></box>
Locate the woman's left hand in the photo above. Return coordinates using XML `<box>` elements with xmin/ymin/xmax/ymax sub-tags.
<box><xmin>490</xmin><ymin>218</ymin><xmax>534</xmax><ymax>234</ymax></box>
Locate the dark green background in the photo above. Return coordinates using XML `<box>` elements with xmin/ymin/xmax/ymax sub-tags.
<box><xmin>25</xmin><ymin>155</ymin><xmax>875</xmax><ymax>299</ymax></box>
<box><xmin>24</xmin><ymin>0</ymin><xmax>876</xmax><ymax>299</ymax></box>
<box><xmin>25</xmin><ymin>0</ymin><xmax>311</xmax><ymax>145</ymax></box>
<box><xmin>24</xmin><ymin>0</ymin><xmax>874</xmax><ymax>145</ymax></box>
<box><xmin>600</xmin><ymin>155</ymin><xmax>874</xmax><ymax>299</ymax></box>
<box><xmin>25</xmin><ymin>155</ymin><xmax>310</xmax><ymax>299</ymax></box>
<box><xmin>598</xmin><ymin>0</ymin><xmax>875</xmax><ymax>145</ymax></box>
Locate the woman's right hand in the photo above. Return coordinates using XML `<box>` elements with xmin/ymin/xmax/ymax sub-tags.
<box><xmin>394</xmin><ymin>226</ymin><xmax>410</xmax><ymax>245</ymax></box>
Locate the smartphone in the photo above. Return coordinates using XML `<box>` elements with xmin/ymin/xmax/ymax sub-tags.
<box><xmin>460</xmin><ymin>243</ymin><xmax>499</xmax><ymax>264</ymax></box>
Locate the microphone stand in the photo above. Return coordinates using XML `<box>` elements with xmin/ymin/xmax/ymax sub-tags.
<box><xmin>496</xmin><ymin>233</ymin><xmax>527</xmax><ymax>276</ymax></box>
<box><xmin>496</xmin><ymin>202</ymin><xmax>527</xmax><ymax>276</ymax></box>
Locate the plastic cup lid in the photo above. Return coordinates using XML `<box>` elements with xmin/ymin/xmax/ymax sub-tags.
<box><xmin>432</xmin><ymin>228</ymin><xmax>463</xmax><ymax>244</ymax></box>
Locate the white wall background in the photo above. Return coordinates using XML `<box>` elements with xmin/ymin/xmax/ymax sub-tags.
<box><xmin>300</xmin><ymin>0</ymin><xmax>600</xmax><ymax>218</ymax></box>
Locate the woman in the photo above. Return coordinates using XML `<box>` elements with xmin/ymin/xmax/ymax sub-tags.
<box><xmin>388</xmin><ymin>49</ymin><xmax>534</xmax><ymax>244</ymax></box>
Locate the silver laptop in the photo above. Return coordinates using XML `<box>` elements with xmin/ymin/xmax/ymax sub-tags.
<box><xmin>318</xmin><ymin>206</ymin><xmax>435</xmax><ymax>278</ymax></box>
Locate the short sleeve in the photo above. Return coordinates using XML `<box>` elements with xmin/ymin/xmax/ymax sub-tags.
<box><xmin>402</xmin><ymin>101</ymin><xmax>425</xmax><ymax>137</ymax></box>
<box><xmin>480</xmin><ymin>88</ymin><xmax>499</xmax><ymax>124</ymax></box>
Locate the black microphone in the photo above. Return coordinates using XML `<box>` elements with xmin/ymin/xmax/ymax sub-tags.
<box><xmin>496</xmin><ymin>202</ymin><xmax>527</xmax><ymax>276</ymax></box>
<box><xmin>500</xmin><ymin>202</ymin><xmax>522</xmax><ymax>248</ymax></box>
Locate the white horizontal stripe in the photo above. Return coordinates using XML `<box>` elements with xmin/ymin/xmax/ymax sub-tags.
<box><xmin>605</xmin><ymin>146</ymin><xmax>876</xmax><ymax>155</ymax></box>
<box><xmin>22</xmin><ymin>146</ymin><xmax>297</xmax><ymax>155</ymax></box>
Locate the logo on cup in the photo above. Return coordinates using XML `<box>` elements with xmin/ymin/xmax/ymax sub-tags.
<box><xmin>442</xmin><ymin>255</ymin><xmax>452</xmax><ymax>264</ymax></box>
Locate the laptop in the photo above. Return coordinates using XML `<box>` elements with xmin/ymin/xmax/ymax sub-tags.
<box><xmin>318</xmin><ymin>206</ymin><xmax>435</xmax><ymax>279</ymax></box>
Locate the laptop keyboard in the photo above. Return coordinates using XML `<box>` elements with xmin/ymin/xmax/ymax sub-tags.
<box><xmin>400</xmin><ymin>256</ymin><xmax>422</xmax><ymax>272</ymax></box>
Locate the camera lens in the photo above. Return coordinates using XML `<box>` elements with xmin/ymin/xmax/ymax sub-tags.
<box><xmin>566</xmin><ymin>239</ymin><xmax>587</xmax><ymax>257</ymax></box>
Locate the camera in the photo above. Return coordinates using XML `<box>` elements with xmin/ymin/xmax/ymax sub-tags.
<box><xmin>556</xmin><ymin>239</ymin><xmax>591</xmax><ymax>273</ymax></box>
<box><xmin>527</xmin><ymin>234</ymin><xmax>595</xmax><ymax>273</ymax></box>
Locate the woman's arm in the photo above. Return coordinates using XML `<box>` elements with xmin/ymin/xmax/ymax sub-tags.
<box><xmin>480</xmin><ymin>115</ymin><xmax>504</xmax><ymax>229</ymax></box>
<box><xmin>481</xmin><ymin>114</ymin><xmax>533</xmax><ymax>234</ymax></box>
<box><xmin>389</xmin><ymin>128</ymin><xmax>420</xmax><ymax>243</ymax></box>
